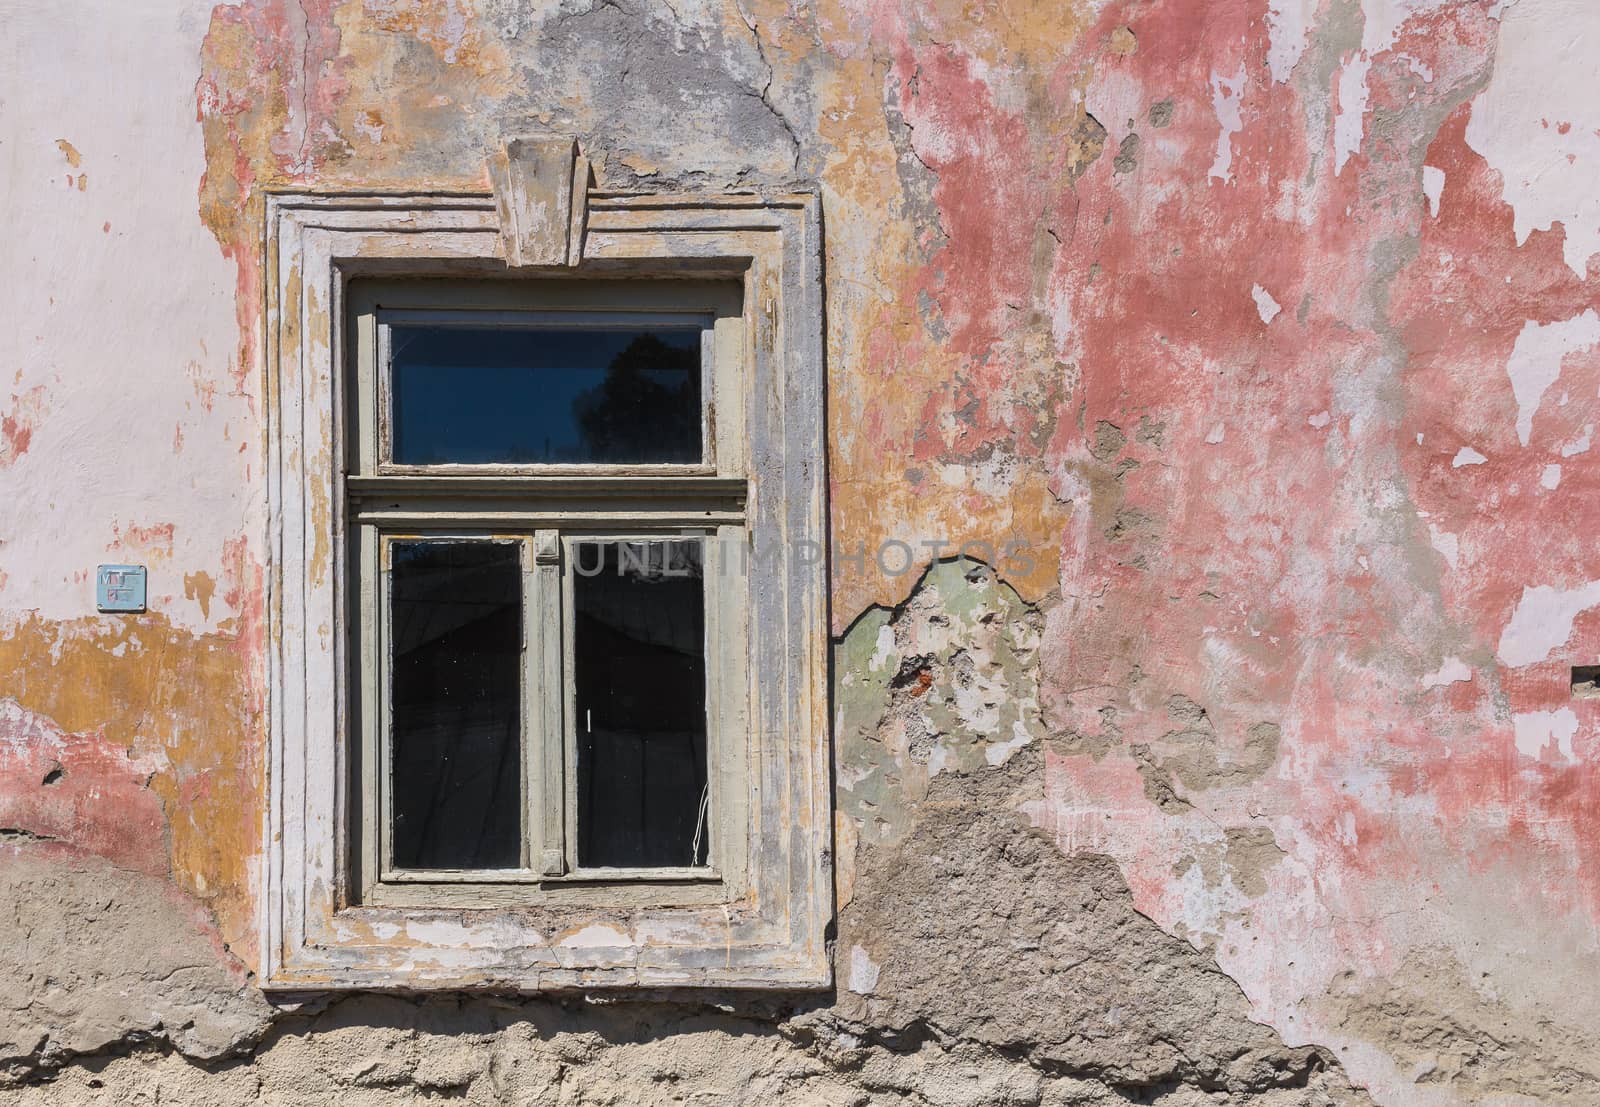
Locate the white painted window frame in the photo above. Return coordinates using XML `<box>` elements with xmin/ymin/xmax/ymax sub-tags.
<box><xmin>262</xmin><ymin>191</ymin><xmax>830</xmax><ymax>990</ymax></box>
<box><xmin>349</xmin><ymin>278</ymin><xmax>746</xmax><ymax>907</ymax></box>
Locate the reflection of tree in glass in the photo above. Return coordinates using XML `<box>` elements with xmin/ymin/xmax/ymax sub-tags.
<box><xmin>573</xmin><ymin>334</ymin><xmax>700</xmax><ymax>462</ymax></box>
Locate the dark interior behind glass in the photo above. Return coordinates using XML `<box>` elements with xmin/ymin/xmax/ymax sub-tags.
<box><xmin>389</xmin><ymin>323</ymin><xmax>703</xmax><ymax>464</ymax></box>
<box><xmin>573</xmin><ymin>540</ymin><xmax>709</xmax><ymax>868</ymax></box>
<box><xmin>389</xmin><ymin>540</ymin><xmax>523</xmax><ymax>870</ymax></box>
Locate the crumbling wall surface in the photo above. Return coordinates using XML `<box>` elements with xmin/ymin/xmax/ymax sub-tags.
<box><xmin>2</xmin><ymin>0</ymin><xmax>1599</xmax><ymax>1102</ymax></box>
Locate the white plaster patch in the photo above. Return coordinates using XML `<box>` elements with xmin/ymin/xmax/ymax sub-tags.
<box><xmin>1402</xmin><ymin>53</ymin><xmax>1435</xmax><ymax>83</ymax></box>
<box><xmin>1252</xmin><ymin>284</ymin><xmax>1282</xmax><ymax>324</ymax></box>
<box><xmin>1423</xmin><ymin>165</ymin><xmax>1445</xmax><ymax>217</ymax></box>
<box><xmin>1562</xmin><ymin>425</ymin><xmax>1594</xmax><ymax>456</ymax></box>
<box><xmin>560</xmin><ymin>923</ymin><xmax>631</xmax><ymax>949</ymax></box>
<box><xmin>952</xmin><ymin>680</ymin><xmax>1001</xmax><ymax>735</ymax></box>
<box><xmin>1206</xmin><ymin>422</ymin><xmax>1226</xmax><ymax>444</ymax></box>
<box><xmin>1422</xmin><ymin>656</ymin><xmax>1473</xmax><ymax>688</ymax></box>
<box><xmin>1266</xmin><ymin>0</ymin><xmax>1319</xmax><ymax>83</ymax></box>
<box><xmin>1333</xmin><ymin>54</ymin><xmax>1373</xmax><ymax>174</ymax></box>
<box><xmin>869</xmin><ymin>622</ymin><xmax>896</xmax><ymax>672</ymax></box>
<box><xmin>1208</xmin><ymin>66</ymin><xmax>1247</xmax><ymax>183</ymax></box>
<box><xmin>1308</xmin><ymin>410</ymin><xmax>1330</xmax><ymax>428</ymax></box>
<box><xmin>0</xmin><ymin>3</ymin><xmax>251</xmax><ymax>631</ymax></box>
<box><xmin>1466</xmin><ymin>0</ymin><xmax>1600</xmax><ymax>276</ymax></box>
<box><xmin>1336</xmin><ymin>0</ymin><xmax>1451</xmax><ymax>174</ymax></box>
<box><xmin>848</xmin><ymin>944</ymin><xmax>880</xmax><ymax>994</ymax></box>
<box><xmin>1452</xmin><ymin>446</ymin><xmax>1487</xmax><ymax>467</ymax></box>
<box><xmin>1498</xmin><ymin>580</ymin><xmax>1600</xmax><ymax>666</ymax></box>
<box><xmin>1513</xmin><ymin>708</ymin><xmax>1578</xmax><ymax>761</ymax></box>
<box><xmin>404</xmin><ymin>920</ymin><xmax>508</xmax><ymax>950</ymax></box>
<box><xmin>986</xmin><ymin>720</ymin><xmax>1036</xmax><ymax>766</ymax></box>
<box><xmin>1505</xmin><ymin>310</ymin><xmax>1600</xmax><ymax>446</ymax></box>
<box><xmin>1542</xmin><ymin>463</ymin><xmax>1562</xmax><ymax>489</ymax></box>
<box><xmin>1428</xmin><ymin>523</ymin><xmax>1460</xmax><ymax>570</ymax></box>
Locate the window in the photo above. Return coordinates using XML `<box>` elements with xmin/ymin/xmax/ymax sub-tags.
<box><xmin>347</xmin><ymin>279</ymin><xmax>749</xmax><ymax>905</ymax></box>
<box><xmin>262</xmin><ymin>179</ymin><xmax>829</xmax><ymax>990</ymax></box>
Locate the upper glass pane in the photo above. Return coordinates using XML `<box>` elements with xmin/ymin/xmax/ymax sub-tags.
<box><xmin>388</xmin><ymin>320</ymin><xmax>704</xmax><ymax>465</ymax></box>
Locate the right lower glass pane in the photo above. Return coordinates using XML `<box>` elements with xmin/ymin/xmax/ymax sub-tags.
<box><xmin>572</xmin><ymin>539</ymin><xmax>709</xmax><ymax>869</ymax></box>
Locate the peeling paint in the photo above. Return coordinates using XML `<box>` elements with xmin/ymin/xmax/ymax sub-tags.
<box><xmin>1505</xmin><ymin>309</ymin><xmax>1600</xmax><ymax>446</ymax></box>
<box><xmin>4</xmin><ymin>0</ymin><xmax>1600</xmax><ymax>1099</ymax></box>
<box><xmin>1498</xmin><ymin>580</ymin><xmax>1600</xmax><ymax>667</ymax></box>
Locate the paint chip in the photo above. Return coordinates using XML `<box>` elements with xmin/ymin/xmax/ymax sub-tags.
<box><xmin>1422</xmin><ymin>165</ymin><xmax>1445</xmax><ymax>217</ymax></box>
<box><xmin>1265</xmin><ymin>0</ymin><xmax>1318</xmax><ymax>83</ymax></box>
<box><xmin>1333</xmin><ymin>54</ymin><xmax>1372</xmax><ymax>174</ymax></box>
<box><xmin>1429</xmin><ymin>524</ymin><xmax>1460</xmax><ymax>570</ymax></box>
<box><xmin>1307</xmin><ymin>410</ymin><xmax>1330</xmax><ymax>428</ymax></box>
<box><xmin>1452</xmin><ymin>447</ymin><xmax>1487</xmax><ymax>467</ymax></box>
<box><xmin>560</xmin><ymin>923</ymin><xmax>630</xmax><ymax>948</ymax></box>
<box><xmin>1512</xmin><ymin>708</ymin><xmax>1578</xmax><ymax>762</ymax></box>
<box><xmin>1542</xmin><ymin>463</ymin><xmax>1562</xmax><ymax>489</ymax></box>
<box><xmin>1422</xmin><ymin>656</ymin><xmax>1473</xmax><ymax>688</ymax></box>
<box><xmin>1466</xmin><ymin>0</ymin><xmax>1600</xmax><ymax>276</ymax></box>
<box><xmin>1208</xmin><ymin>67</ymin><xmax>1247</xmax><ymax>183</ymax></box>
<box><xmin>1252</xmin><ymin>284</ymin><xmax>1282</xmax><ymax>324</ymax></box>
<box><xmin>869</xmin><ymin>623</ymin><xmax>896</xmax><ymax>672</ymax></box>
<box><xmin>848</xmin><ymin>945</ymin><xmax>880</xmax><ymax>994</ymax></box>
<box><xmin>1505</xmin><ymin>310</ymin><xmax>1600</xmax><ymax>447</ymax></box>
<box><xmin>1498</xmin><ymin>580</ymin><xmax>1600</xmax><ymax>667</ymax></box>
<box><xmin>1205</xmin><ymin>422</ymin><xmax>1225</xmax><ymax>444</ymax></box>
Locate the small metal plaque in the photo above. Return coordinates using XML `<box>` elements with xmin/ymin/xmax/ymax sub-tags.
<box><xmin>96</xmin><ymin>564</ymin><xmax>147</xmax><ymax>613</ymax></box>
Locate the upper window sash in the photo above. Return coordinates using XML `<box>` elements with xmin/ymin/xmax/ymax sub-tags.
<box><xmin>347</xmin><ymin>278</ymin><xmax>746</xmax><ymax>481</ymax></box>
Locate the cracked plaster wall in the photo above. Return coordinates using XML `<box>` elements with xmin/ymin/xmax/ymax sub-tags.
<box><xmin>3</xmin><ymin>0</ymin><xmax>1600</xmax><ymax>1103</ymax></box>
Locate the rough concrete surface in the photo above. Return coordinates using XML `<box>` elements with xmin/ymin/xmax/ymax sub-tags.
<box><xmin>5</xmin><ymin>0</ymin><xmax>1600</xmax><ymax>1101</ymax></box>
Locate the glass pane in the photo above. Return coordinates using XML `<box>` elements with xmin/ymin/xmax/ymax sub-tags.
<box><xmin>573</xmin><ymin>539</ymin><xmax>709</xmax><ymax>868</ymax></box>
<box><xmin>389</xmin><ymin>323</ymin><xmax>703</xmax><ymax>464</ymax></box>
<box><xmin>389</xmin><ymin>540</ymin><xmax>522</xmax><ymax>870</ymax></box>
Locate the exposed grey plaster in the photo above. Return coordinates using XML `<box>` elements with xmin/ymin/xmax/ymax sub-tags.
<box><xmin>817</xmin><ymin>800</ymin><xmax>1360</xmax><ymax>1098</ymax></box>
<box><xmin>1</xmin><ymin>991</ymin><xmax>1369</xmax><ymax>1105</ymax></box>
<box><xmin>1323</xmin><ymin>950</ymin><xmax>1600</xmax><ymax>1101</ymax></box>
<box><xmin>0</xmin><ymin>559</ymin><xmax>1370</xmax><ymax>1104</ymax></box>
<box><xmin>0</xmin><ymin>848</ymin><xmax>272</xmax><ymax>1085</ymax></box>
<box><xmin>506</xmin><ymin>0</ymin><xmax>805</xmax><ymax>190</ymax></box>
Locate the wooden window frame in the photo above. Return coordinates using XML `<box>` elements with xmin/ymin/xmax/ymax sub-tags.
<box><xmin>262</xmin><ymin>191</ymin><xmax>830</xmax><ymax>991</ymax></box>
<box><xmin>350</xmin><ymin>280</ymin><xmax>745</xmax><ymax>908</ymax></box>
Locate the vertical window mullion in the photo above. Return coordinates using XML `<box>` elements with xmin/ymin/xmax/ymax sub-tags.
<box><xmin>700</xmin><ymin>528</ymin><xmax>724</xmax><ymax>874</ymax></box>
<box><xmin>375</xmin><ymin>533</ymin><xmax>395</xmax><ymax>879</ymax></box>
<box><xmin>531</xmin><ymin>529</ymin><xmax>566</xmax><ymax>876</ymax></box>
<box><xmin>561</xmin><ymin>535</ymin><xmax>581</xmax><ymax>874</ymax></box>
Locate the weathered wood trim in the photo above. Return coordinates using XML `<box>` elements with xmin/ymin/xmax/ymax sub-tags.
<box><xmin>486</xmin><ymin>136</ymin><xmax>592</xmax><ymax>267</ymax></box>
<box><xmin>262</xmin><ymin>190</ymin><xmax>830</xmax><ymax>991</ymax></box>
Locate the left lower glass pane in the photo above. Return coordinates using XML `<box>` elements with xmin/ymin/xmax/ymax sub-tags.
<box><xmin>389</xmin><ymin>540</ymin><xmax>522</xmax><ymax>870</ymax></box>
